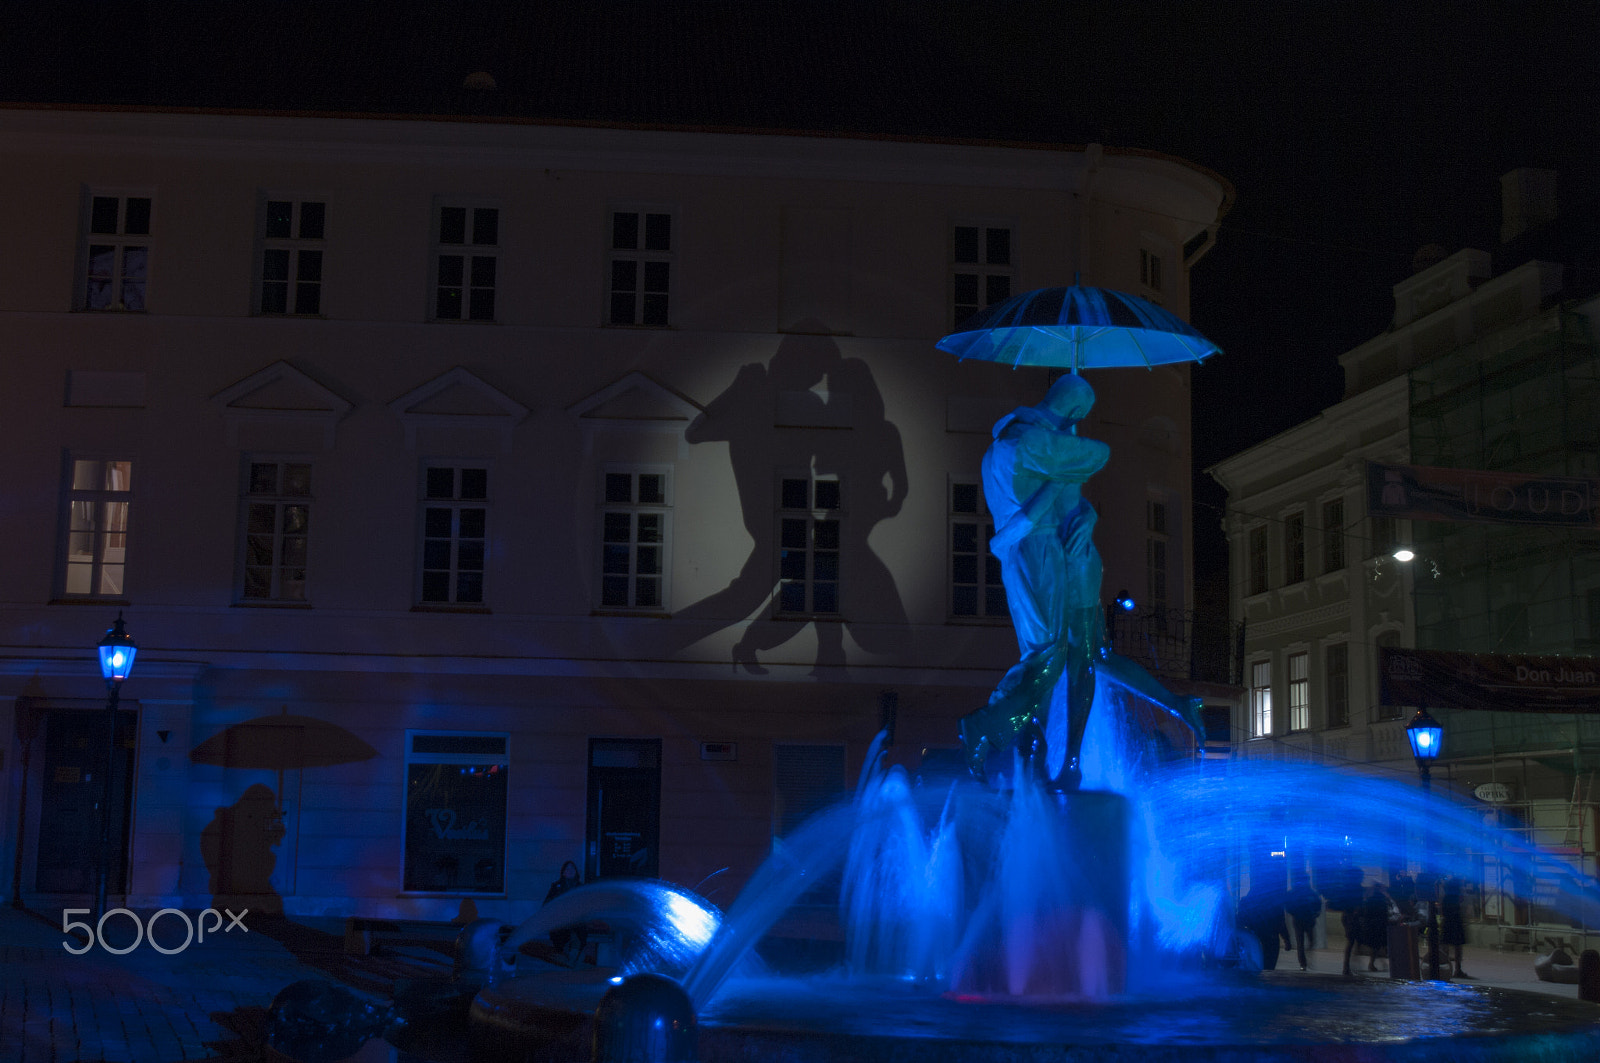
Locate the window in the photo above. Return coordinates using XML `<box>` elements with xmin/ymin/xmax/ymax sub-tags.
<box><xmin>434</xmin><ymin>205</ymin><xmax>498</xmax><ymax>321</ymax></box>
<box><xmin>600</xmin><ymin>469</ymin><xmax>670</xmax><ymax>611</ymax></box>
<box><xmin>83</xmin><ymin>194</ymin><xmax>150</xmax><ymax>311</ymax></box>
<box><xmin>420</xmin><ymin>465</ymin><xmax>488</xmax><ymax>605</ymax></box>
<box><xmin>777</xmin><ymin>476</ymin><xmax>840</xmax><ymax>615</ymax></box>
<box><xmin>1247</xmin><ymin>525</ymin><xmax>1269</xmax><ymax>596</ymax></box>
<box><xmin>609</xmin><ymin>209</ymin><xmax>672</xmax><ymax>326</ymax></box>
<box><xmin>1250</xmin><ymin>659</ymin><xmax>1272</xmax><ymax>738</ymax></box>
<box><xmin>773</xmin><ymin>743</ymin><xmax>846</xmax><ymax>838</ymax></box>
<box><xmin>241</xmin><ymin>460</ymin><xmax>311</xmax><ymax>602</ymax></box>
<box><xmin>952</xmin><ymin>224</ymin><xmax>1012</xmax><ymax>327</ymax></box>
<box><xmin>259</xmin><ymin>199</ymin><xmax>325</xmax><ymax>315</ymax></box>
<box><xmin>1140</xmin><ymin>248</ymin><xmax>1163</xmax><ymax>293</ymax></box>
<box><xmin>403</xmin><ymin>732</ymin><xmax>508</xmax><ymax>894</ymax></box>
<box><xmin>1370</xmin><ymin>514</ymin><xmax>1396</xmax><ymax>559</ymax></box>
<box><xmin>1147</xmin><ymin>499</ymin><xmax>1169</xmax><ymax>626</ymax></box>
<box><xmin>1322</xmin><ymin>498</ymin><xmax>1345</xmax><ymax>573</ymax></box>
<box><xmin>950</xmin><ymin>480</ymin><xmax>1007</xmax><ymax>619</ymax></box>
<box><xmin>1288</xmin><ymin>651</ymin><xmax>1309</xmax><ymax>731</ymax></box>
<box><xmin>1374</xmin><ymin>632</ymin><xmax>1402</xmax><ymax>719</ymax></box>
<box><xmin>1284</xmin><ymin>511</ymin><xmax>1305</xmax><ymax>584</ymax></box>
<box><xmin>62</xmin><ymin>459</ymin><xmax>133</xmax><ymax>597</ymax></box>
<box><xmin>1325</xmin><ymin>642</ymin><xmax>1349</xmax><ymax>728</ymax></box>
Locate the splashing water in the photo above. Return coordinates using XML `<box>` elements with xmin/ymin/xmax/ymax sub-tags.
<box><xmin>502</xmin><ymin>879</ymin><xmax>720</xmax><ymax>980</ymax></box>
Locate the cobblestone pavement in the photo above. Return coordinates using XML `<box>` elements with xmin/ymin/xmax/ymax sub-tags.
<box><xmin>0</xmin><ymin>905</ymin><xmax>450</xmax><ymax>1062</ymax></box>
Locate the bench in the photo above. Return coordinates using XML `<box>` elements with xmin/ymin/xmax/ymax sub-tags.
<box><xmin>343</xmin><ymin>916</ymin><xmax>463</xmax><ymax>957</ymax></box>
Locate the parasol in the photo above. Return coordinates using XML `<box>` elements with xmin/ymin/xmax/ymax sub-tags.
<box><xmin>936</xmin><ymin>284</ymin><xmax>1221</xmax><ymax>371</ymax></box>
<box><xmin>189</xmin><ymin>705</ymin><xmax>377</xmax><ymax>812</ymax></box>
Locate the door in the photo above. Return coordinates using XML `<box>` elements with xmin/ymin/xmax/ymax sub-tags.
<box><xmin>35</xmin><ymin>709</ymin><xmax>136</xmax><ymax>894</ymax></box>
<box><xmin>586</xmin><ymin>738</ymin><xmax>661</xmax><ymax>880</ymax></box>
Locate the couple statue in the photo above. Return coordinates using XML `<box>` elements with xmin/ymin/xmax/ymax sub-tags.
<box><xmin>960</xmin><ymin>373</ymin><xmax>1110</xmax><ymax>791</ymax></box>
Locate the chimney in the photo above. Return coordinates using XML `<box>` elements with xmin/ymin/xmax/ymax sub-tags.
<box><xmin>1500</xmin><ymin>168</ymin><xmax>1558</xmax><ymax>244</ymax></box>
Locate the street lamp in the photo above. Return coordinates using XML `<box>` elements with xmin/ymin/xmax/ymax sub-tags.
<box><xmin>1406</xmin><ymin>707</ymin><xmax>1444</xmax><ymax>979</ymax></box>
<box><xmin>94</xmin><ymin>613</ymin><xmax>136</xmax><ymax>920</ymax></box>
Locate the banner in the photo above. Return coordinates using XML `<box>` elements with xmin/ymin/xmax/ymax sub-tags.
<box><xmin>1379</xmin><ymin>646</ymin><xmax>1600</xmax><ymax>713</ymax></box>
<box><xmin>1367</xmin><ymin>461</ymin><xmax>1600</xmax><ymax>529</ymax></box>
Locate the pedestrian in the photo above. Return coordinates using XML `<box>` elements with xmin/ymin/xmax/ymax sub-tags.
<box><xmin>544</xmin><ymin>859</ymin><xmax>588</xmax><ymax>962</ymax></box>
<box><xmin>1285</xmin><ymin>881</ymin><xmax>1322</xmax><ymax>970</ymax></box>
<box><xmin>1238</xmin><ymin>885</ymin><xmax>1289</xmax><ymax>972</ymax></box>
<box><xmin>1439</xmin><ymin>874</ymin><xmax>1470</xmax><ymax>978</ymax></box>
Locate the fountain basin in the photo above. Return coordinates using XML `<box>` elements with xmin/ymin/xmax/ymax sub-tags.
<box><xmin>470</xmin><ymin>971</ymin><xmax>1600</xmax><ymax>1063</ymax></box>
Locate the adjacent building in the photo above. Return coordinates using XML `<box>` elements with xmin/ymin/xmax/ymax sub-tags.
<box><xmin>0</xmin><ymin>106</ymin><xmax>1229</xmax><ymax>921</ymax></box>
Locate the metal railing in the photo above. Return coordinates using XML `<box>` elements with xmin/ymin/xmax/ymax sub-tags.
<box><xmin>1105</xmin><ymin>607</ymin><xmax>1241</xmax><ymax>686</ymax></box>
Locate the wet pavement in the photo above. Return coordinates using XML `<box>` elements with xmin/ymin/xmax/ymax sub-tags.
<box><xmin>0</xmin><ymin>904</ymin><xmax>1593</xmax><ymax>1062</ymax></box>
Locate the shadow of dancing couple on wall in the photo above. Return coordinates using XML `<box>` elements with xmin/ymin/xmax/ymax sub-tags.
<box><xmin>675</xmin><ymin>326</ymin><xmax>909</xmax><ymax>674</ymax></box>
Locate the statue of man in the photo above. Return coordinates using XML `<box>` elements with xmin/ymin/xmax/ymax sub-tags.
<box><xmin>959</xmin><ymin>373</ymin><xmax>1109</xmax><ymax>789</ymax></box>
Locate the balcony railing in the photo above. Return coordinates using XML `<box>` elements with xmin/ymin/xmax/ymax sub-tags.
<box><xmin>1105</xmin><ymin>606</ymin><xmax>1241</xmax><ymax>686</ymax></box>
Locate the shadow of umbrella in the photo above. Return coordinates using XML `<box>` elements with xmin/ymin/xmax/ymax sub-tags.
<box><xmin>189</xmin><ymin>705</ymin><xmax>378</xmax><ymax>812</ymax></box>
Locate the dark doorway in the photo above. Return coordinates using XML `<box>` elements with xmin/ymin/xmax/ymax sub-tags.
<box><xmin>35</xmin><ymin>708</ymin><xmax>136</xmax><ymax>894</ymax></box>
<box><xmin>586</xmin><ymin>738</ymin><xmax>661</xmax><ymax>880</ymax></box>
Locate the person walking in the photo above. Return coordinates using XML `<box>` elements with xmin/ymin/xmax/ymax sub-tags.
<box><xmin>1439</xmin><ymin>874</ymin><xmax>1470</xmax><ymax>978</ymax></box>
<box><xmin>1285</xmin><ymin>880</ymin><xmax>1322</xmax><ymax>970</ymax></box>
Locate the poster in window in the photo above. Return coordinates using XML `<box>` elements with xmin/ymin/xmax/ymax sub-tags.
<box><xmin>404</xmin><ymin>762</ymin><xmax>507</xmax><ymax>893</ymax></box>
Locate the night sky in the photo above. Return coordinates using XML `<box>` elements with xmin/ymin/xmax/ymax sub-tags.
<box><xmin>6</xmin><ymin>0</ymin><xmax>1597</xmax><ymax>601</ymax></box>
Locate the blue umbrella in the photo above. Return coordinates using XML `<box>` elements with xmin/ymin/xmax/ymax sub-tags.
<box><xmin>936</xmin><ymin>284</ymin><xmax>1221</xmax><ymax>371</ymax></box>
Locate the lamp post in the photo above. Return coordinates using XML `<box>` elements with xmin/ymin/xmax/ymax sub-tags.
<box><xmin>94</xmin><ymin>613</ymin><xmax>136</xmax><ymax>920</ymax></box>
<box><xmin>1406</xmin><ymin>707</ymin><xmax>1444</xmax><ymax>980</ymax></box>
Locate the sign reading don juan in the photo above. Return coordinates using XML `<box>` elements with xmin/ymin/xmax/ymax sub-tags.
<box><xmin>1367</xmin><ymin>461</ymin><xmax>1600</xmax><ymax>529</ymax></box>
<box><xmin>1379</xmin><ymin>646</ymin><xmax>1600</xmax><ymax>713</ymax></box>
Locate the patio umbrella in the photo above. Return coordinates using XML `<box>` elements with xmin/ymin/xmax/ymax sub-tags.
<box><xmin>936</xmin><ymin>284</ymin><xmax>1221</xmax><ymax>371</ymax></box>
<box><xmin>189</xmin><ymin>705</ymin><xmax>377</xmax><ymax>812</ymax></box>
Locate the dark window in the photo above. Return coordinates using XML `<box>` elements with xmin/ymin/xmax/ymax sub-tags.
<box><xmin>83</xmin><ymin>195</ymin><xmax>151</xmax><ymax>311</ymax></box>
<box><xmin>1325</xmin><ymin>642</ymin><xmax>1349</xmax><ymax>728</ymax></box>
<box><xmin>420</xmin><ymin>466</ymin><xmax>488</xmax><ymax>604</ymax></box>
<box><xmin>259</xmin><ymin>200</ymin><xmax>325</xmax><ymax>315</ymax></box>
<box><xmin>952</xmin><ymin>223</ymin><xmax>1013</xmax><ymax>327</ymax></box>
<box><xmin>1285</xmin><ymin>512</ymin><xmax>1305</xmax><ymax>584</ymax></box>
<box><xmin>435</xmin><ymin>205</ymin><xmax>498</xmax><ymax>321</ymax></box>
<box><xmin>609</xmin><ymin>210</ymin><xmax>673</xmax><ymax>326</ymax></box>
<box><xmin>1248</xmin><ymin>525</ymin><xmax>1269</xmax><ymax>596</ymax></box>
<box><xmin>1322</xmin><ymin>498</ymin><xmax>1345</xmax><ymax>572</ymax></box>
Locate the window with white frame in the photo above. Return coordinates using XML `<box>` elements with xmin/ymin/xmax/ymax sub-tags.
<box><xmin>1284</xmin><ymin>510</ymin><xmax>1305</xmax><ymax>584</ymax></box>
<box><xmin>608</xmin><ymin>209</ymin><xmax>673</xmax><ymax>326</ymax></box>
<box><xmin>1247</xmin><ymin>525</ymin><xmax>1269</xmax><ymax>596</ymax></box>
<box><xmin>952</xmin><ymin>223</ymin><xmax>1012</xmax><ymax>327</ymax></box>
<box><xmin>259</xmin><ymin>199</ymin><xmax>325</xmax><ymax>315</ymax></box>
<box><xmin>1250</xmin><ymin>658</ymin><xmax>1272</xmax><ymax>738</ymax></box>
<box><xmin>600</xmin><ymin>468</ymin><xmax>670</xmax><ymax>611</ymax></box>
<box><xmin>402</xmin><ymin>732</ymin><xmax>508</xmax><ymax>894</ymax></box>
<box><xmin>420</xmin><ymin>465</ymin><xmax>488</xmax><ymax>605</ymax></box>
<box><xmin>433</xmin><ymin>205</ymin><xmax>498</xmax><ymax>321</ymax></box>
<box><xmin>1288</xmin><ymin>651</ymin><xmax>1309</xmax><ymax>731</ymax></box>
<box><xmin>83</xmin><ymin>194</ymin><xmax>150</xmax><ymax>311</ymax></box>
<box><xmin>950</xmin><ymin>480</ymin><xmax>1007</xmax><ymax>619</ymax></box>
<box><xmin>62</xmin><ymin>459</ymin><xmax>133</xmax><ymax>598</ymax></box>
<box><xmin>1147</xmin><ymin>498</ymin><xmax>1169</xmax><ymax>627</ymax></box>
<box><xmin>777</xmin><ymin>475</ymin><xmax>840</xmax><ymax>615</ymax></box>
<box><xmin>1325</xmin><ymin>642</ymin><xmax>1349</xmax><ymax>728</ymax></box>
<box><xmin>1322</xmin><ymin>497</ymin><xmax>1345</xmax><ymax>573</ymax></box>
<box><xmin>241</xmin><ymin>460</ymin><xmax>311</xmax><ymax>602</ymax></box>
<box><xmin>1140</xmin><ymin>248</ymin><xmax>1164</xmax><ymax>293</ymax></box>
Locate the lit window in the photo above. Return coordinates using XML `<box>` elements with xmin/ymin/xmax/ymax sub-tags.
<box><xmin>599</xmin><ymin>468</ymin><xmax>671</xmax><ymax>611</ymax></box>
<box><xmin>950</xmin><ymin>480</ymin><xmax>1007</xmax><ymax>619</ymax></box>
<box><xmin>777</xmin><ymin>476</ymin><xmax>840</xmax><ymax>615</ymax></box>
<box><xmin>609</xmin><ymin>209</ymin><xmax>673</xmax><ymax>326</ymax></box>
<box><xmin>403</xmin><ymin>732</ymin><xmax>508</xmax><ymax>894</ymax></box>
<box><xmin>1288</xmin><ymin>651</ymin><xmax>1309</xmax><ymax>731</ymax></box>
<box><xmin>952</xmin><ymin>224</ymin><xmax>1012</xmax><ymax>327</ymax></box>
<box><xmin>83</xmin><ymin>194</ymin><xmax>150</xmax><ymax>311</ymax></box>
<box><xmin>420</xmin><ymin>465</ymin><xmax>488</xmax><ymax>605</ymax></box>
<box><xmin>434</xmin><ymin>205</ymin><xmax>498</xmax><ymax>321</ymax></box>
<box><xmin>259</xmin><ymin>199</ymin><xmax>325</xmax><ymax>315</ymax></box>
<box><xmin>1250</xmin><ymin>659</ymin><xmax>1272</xmax><ymax>738</ymax></box>
<box><xmin>241</xmin><ymin>460</ymin><xmax>311</xmax><ymax>602</ymax></box>
<box><xmin>62</xmin><ymin>459</ymin><xmax>133</xmax><ymax>597</ymax></box>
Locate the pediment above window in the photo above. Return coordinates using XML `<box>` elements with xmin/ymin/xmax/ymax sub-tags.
<box><xmin>211</xmin><ymin>361</ymin><xmax>352</xmax><ymax>448</ymax></box>
<box><xmin>388</xmin><ymin>367</ymin><xmax>529</xmax><ymax>451</ymax></box>
<box><xmin>568</xmin><ymin>371</ymin><xmax>703</xmax><ymax>456</ymax></box>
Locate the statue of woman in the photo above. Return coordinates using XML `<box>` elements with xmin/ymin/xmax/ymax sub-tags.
<box><xmin>959</xmin><ymin>373</ymin><xmax>1109</xmax><ymax>789</ymax></box>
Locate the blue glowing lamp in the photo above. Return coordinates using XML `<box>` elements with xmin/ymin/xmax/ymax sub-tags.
<box><xmin>1115</xmin><ymin>590</ymin><xmax>1136</xmax><ymax>612</ymax></box>
<box><xmin>1406</xmin><ymin>708</ymin><xmax>1443</xmax><ymax>767</ymax></box>
<box><xmin>97</xmin><ymin>612</ymin><xmax>137</xmax><ymax>685</ymax></box>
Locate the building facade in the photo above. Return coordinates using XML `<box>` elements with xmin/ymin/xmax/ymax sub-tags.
<box><xmin>0</xmin><ymin>107</ymin><xmax>1228</xmax><ymax>921</ymax></box>
<box><xmin>1211</xmin><ymin>171</ymin><xmax>1600</xmax><ymax>947</ymax></box>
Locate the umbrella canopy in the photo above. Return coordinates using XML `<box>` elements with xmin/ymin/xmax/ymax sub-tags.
<box><xmin>936</xmin><ymin>284</ymin><xmax>1222</xmax><ymax>371</ymax></box>
<box><xmin>190</xmin><ymin>706</ymin><xmax>377</xmax><ymax>811</ymax></box>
